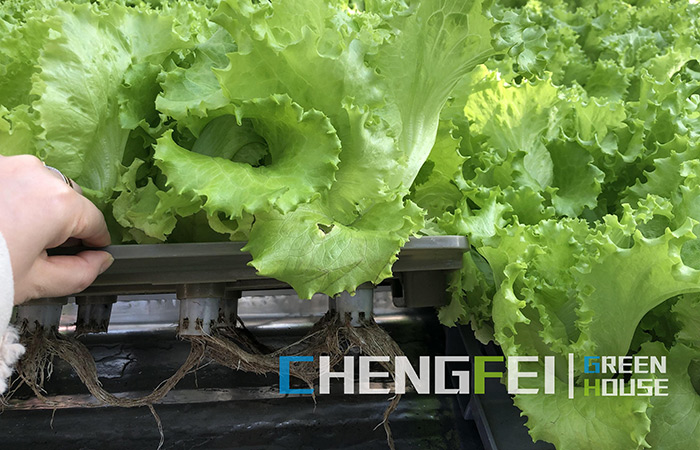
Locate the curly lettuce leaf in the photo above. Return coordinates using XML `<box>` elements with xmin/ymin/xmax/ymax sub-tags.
<box><xmin>155</xmin><ymin>26</ymin><xmax>235</xmax><ymax>134</ymax></box>
<box><xmin>191</xmin><ymin>0</ymin><xmax>496</xmax><ymax>296</ymax></box>
<box><xmin>245</xmin><ymin>196</ymin><xmax>424</xmax><ymax>299</ymax></box>
<box><xmin>513</xmin><ymin>368</ymin><xmax>651</xmax><ymax>450</ymax></box>
<box><xmin>154</xmin><ymin>95</ymin><xmax>341</xmax><ymax>218</ymax></box>
<box><xmin>642</xmin><ymin>341</ymin><xmax>700</xmax><ymax>450</ymax></box>
<box><xmin>112</xmin><ymin>158</ymin><xmax>202</xmax><ymax>243</ymax></box>
<box><xmin>409</xmin><ymin>120</ymin><xmax>465</xmax><ymax>218</ymax></box>
<box><xmin>33</xmin><ymin>2</ymin><xmax>192</xmax><ymax>199</ymax></box>
<box><xmin>0</xmin><ymin>106</ymin><xmax>40</xmax><ymax>157</ymax></box>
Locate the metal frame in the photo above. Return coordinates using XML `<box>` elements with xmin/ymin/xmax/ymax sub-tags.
<box><xmin>46</xmin><ymin>236</ymin><xmax>468</xmax><ymax>305</ymax></box>
<box><xmin>445</xmin><ymin>325</ymin><xmax>556</xmax><ymax>450</ymax></box>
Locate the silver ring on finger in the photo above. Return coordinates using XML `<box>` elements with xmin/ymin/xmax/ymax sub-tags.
<box><xmin>44</xmin><ymin>164</ymin><xmax>74</xmax><ymax>189</ymax></box>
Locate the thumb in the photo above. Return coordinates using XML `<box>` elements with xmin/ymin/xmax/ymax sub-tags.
<box><xmin>29</xmin><ymin>251</ymin><xmax>114</xmax><ymax>298</ymax></box>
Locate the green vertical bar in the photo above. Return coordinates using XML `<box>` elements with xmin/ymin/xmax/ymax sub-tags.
<box><xmin>474</xmin><ymin>356</ymin><xmax>504</xmax><ymax>394</ymax></box>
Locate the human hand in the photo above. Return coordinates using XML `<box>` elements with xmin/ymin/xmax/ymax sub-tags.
<box><xmin>0</xmin><ymin>155</ymin><xmax>113</xmax><ymax>304</ymax></box>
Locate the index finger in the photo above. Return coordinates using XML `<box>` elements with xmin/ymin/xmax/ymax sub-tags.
<box><xmin>45</xmin><ymin>166</ymin><xmax>83</xmax><ymax>195</ymax></box>
<box><xmin>69</xmin><ymin>193</ymin><xmax>111</xmax><ymax>248</ymax></box>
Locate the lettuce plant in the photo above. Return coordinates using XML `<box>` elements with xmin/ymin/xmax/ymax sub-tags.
<box><xmin>2</xmin><ymin>0</ymin><xmax>700</xmax><ymax>448</ymax></box>
<box><xmin>428</xmin><ymin>1</ymin><xmax>700</xmax><ymax>448</ymax></box>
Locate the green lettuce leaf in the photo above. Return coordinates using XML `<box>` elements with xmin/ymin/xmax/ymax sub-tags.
<box><xmin>245</xmin><ymin>196</ymin><xmax>424</xmax><ymax>298</ymax></box>
<box><xmin>409</xmin><ymin>120</ymin><xmax>465</xmax><ymax>218</ymax></box>
<box><xmin>514</xmin><ymin>369</ymin><xmax>651</xmax><ymax>450</ymax></box>
<box><xmin>154</xmin><ymin>95</ymin><xmax>342</xmax><ymax>217</ymax></box>
<box><xmin>155</xmin><ymin>26</ymin><xmax>235</xmax><ymax>135</ymax></box>
<box><xmin>112</xmin><ymin>158</ymin><xmax>202</xmax><ymax>243</ymax></box>
<box><xmin>642</xmin><ymin>341</ymin><xmax>700</xmax><ymax>450</ymax></box>
<box><xmin>33</xmin><ymin>2</ymin><xmax>192</xmax><ymax>200</ymax></box>
<box><xmin>182</xmin><ymin>0</ymin><xmax>496</xmax><ymax>296</ymax></box>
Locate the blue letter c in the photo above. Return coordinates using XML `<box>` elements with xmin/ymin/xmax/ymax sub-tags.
<box><xmin>279</xmin><ymin>356</ymin><xmax>314</xmax><ymax>394</ymax></box>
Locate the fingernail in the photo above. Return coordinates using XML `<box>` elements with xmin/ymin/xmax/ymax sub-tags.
<box><xmin>100</xmin><ymin>255</ymin><xmax>114</xmax><ymax>275</ymax></box>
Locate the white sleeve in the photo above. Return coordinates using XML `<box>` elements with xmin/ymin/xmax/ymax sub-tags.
<box><xmin>0</xmin><ymin>231</ymin><xmax>25</xmax><ymax>394</ymax></box>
